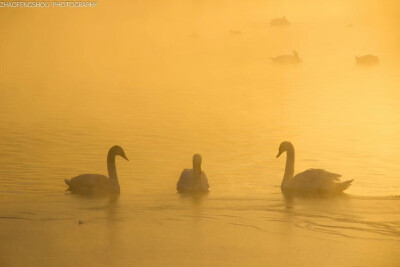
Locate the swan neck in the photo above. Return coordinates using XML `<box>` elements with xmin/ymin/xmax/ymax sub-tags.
<box><xmin>282</xmin><ymin>148</ymin><xmax>295</xmax><ymax>187</ymax></box>
<box><xmin>107</xmin><ymin>152</ymin><xmax>118</xmax><ymax>182</ymax></box>
<box><xmin>193</xmin><ymin>165</ymin><xmax>202</xmax><ymax>177</ymax></box>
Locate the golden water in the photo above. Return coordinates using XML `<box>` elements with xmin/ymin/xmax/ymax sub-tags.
<box><xmin>1</xmin><ymin>0</ymin><xmax>400</xmax><ymax>266</ymax></box>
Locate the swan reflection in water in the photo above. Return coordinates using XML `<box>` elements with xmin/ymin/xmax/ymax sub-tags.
<box><xmin>65</xmin><ymin>145</ymin><xmax>129</xmax><ymax>196</ymax></box>
<box><xmin>277</xmin><ymin>141</ymin><xmax>353</xmax><ymax>196</ymax></box>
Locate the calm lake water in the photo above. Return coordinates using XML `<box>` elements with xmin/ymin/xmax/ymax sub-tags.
<box><xmin>1</xmin><ymin>0</ymin><xmax>400</xmax><ymax>266</ymax></box>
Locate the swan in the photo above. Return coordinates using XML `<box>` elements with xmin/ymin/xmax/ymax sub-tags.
<box><xmin>270</xmin><ymin>16</ymin><xmax>290</xmax><ymax>26</ymax></box>
<box><xmin>230</xmin><ymin>30</ymin><xmax>242</xmax><ymax>35</ymax></box>
<box><xmin>65</xmin><ymin>145</ymin><xmax>128</xmax><ymax>195</ymax></box>
<box><xmin>355</xmin><ymin>54</ymin><xmax>379</xmax><ymax>65</ymax></box>
<box><xmin>177</xmin><ymin>154</ymin><xmax>209</xmax><ymax>193</ymax></box>
<box><xmin>270</xmin><ymin>50</ymin><xmax>302</xmax><ymax>64</ymax></box>
<box><xmin>276</xmin><ymin>141</ymin><xmax>353</xmax><ymax>195</ymax></box>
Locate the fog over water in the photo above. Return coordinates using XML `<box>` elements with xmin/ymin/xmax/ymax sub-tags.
<box><xmin>1</xmin><ymin>0</ymin><xmax>400</xmax><ymax>266</ymax></box>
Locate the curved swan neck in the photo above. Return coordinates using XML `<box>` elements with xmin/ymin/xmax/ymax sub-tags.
<box><xmin>282</xmin><ymin>146</ymin><xmax>295</xmax><ymax>187</ymax></box>
<box><xmin>107</xmin><ymin>151</ymin><xmax>119</xmax><ymax>183</ymax></box>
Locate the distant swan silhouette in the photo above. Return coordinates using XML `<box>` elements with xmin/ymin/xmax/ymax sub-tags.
<box><xmin>230</xmin><ymin>30</ymin><xmax>242</xmax><ymax>35</ymax></box>
<box><xmin>270</xmin><ymin>16</ymin><xmax>290</xmax><ymax>26</ymax></box>
<box><xmin>177</xmin><ymin>154</ymin><xmax>209</xmax><ymax>193</ymax></box>
<box><xmin>271</xmin><ymin>50</ymin><xmax>302</xmax><ymax>64</ymax></box>
<box><xmin>355</xmin><ymin>54</ymin><xmax>379</xmax><ymax>65</ymax></box>
<box><xmin>276</xmin><ymin>141</ymin><xmax>353</xmax><ymax>195</ymax></box>
<box><xmin>65</xmin><ymin>145</ymin><xmax>128</xmax><ymax>195</ymax></box>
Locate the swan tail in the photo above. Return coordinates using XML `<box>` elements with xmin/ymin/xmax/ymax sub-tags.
<box><xmin>337</xmin><ymin>179</ymin><xmax>353</xmax><ymax>192</ymax></box>
<box><xmin>65</xmin><ymin>179</ymin><xmax>72</xmax><ymax>191</ymax></box>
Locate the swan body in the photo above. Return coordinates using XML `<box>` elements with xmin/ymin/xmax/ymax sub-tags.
<box><xmin>276</xmin><ymin>141</ymin><xmax>353</xmax><ymax>195</ymax></box>
<box><xmin>230</xmin><ymin>30</ymin><xmax>242</xmax><ymax>35</ymax></box>
<box><xmin>271</xmin><ymin>50</ymin><xmax>302</xmax><ymax>64</ymax></box>
<box><xmin>177</xmin><ymin>154</ymin><xmax>209</xmax><ymax>193</ymax></box>
<box><xmin>355</xmin><ymin>55</ymin><xmax>379</xmax><ymax>65</ymax></box>
<box><xmin>65</xmin><ymin>145</ymin><xmax>128</xmax><ymax>195</ymax></box>
<box><xmin>270</xmin><ymin>16</ymin><xmax>290</xmax><ymax>26</ymax></box>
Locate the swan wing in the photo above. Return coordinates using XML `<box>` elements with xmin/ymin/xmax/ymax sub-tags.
<box><xmin>66</xmin><ymin>174</ymin><xmax>109</xmax><ymax>194</ymax></box>
<box><xmin>177</xmin><ymin>170</ymin><xmax>209</xmax><ymax>192</ymax></box>
<box><xmin>290</xmin><ymin>169</ymin><xmax>342</xmax><ymax>192</ymax></box>
<box><xmin>199</xmin><ymin>171</ymin><xmax>210</xmax><ymax>191</ymax></box>
<box><xmin>295</xmin><ymin>169</ymin><xmax>341</xmax><ymax>181</ymax></box>
<box><xmin>177</xmin><ymin>169</ymin><xmax>193</xmax><ymax>191</ymax></box>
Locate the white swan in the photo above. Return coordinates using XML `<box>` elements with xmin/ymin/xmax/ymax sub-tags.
<box><xmin>270</xmin><ymin>16</ymin><xmax>290</xmax><ymax>26</ymax></box>
<box><xmin>270</xmin><ymin>50</ymin><xmax>302</xmax><ymax>64</ymax></box>
<box><xmin>355</xmin><ymin>54</ymin><xmax>379</xmax><ymax>65</ymax></box>
<box><xmin>177</xmin><ymin>154</ymin><xmax>209</xmax><ymax>193</ymax></box>
<box><xmin>276</xmin><ymin>141</ymin><xmax>353</xmax><ymax>195</ymax></box>
<box><xmin>65</xmin><ymin>145</ymin><xmax>128</xmax><ymax>195</ymax></box>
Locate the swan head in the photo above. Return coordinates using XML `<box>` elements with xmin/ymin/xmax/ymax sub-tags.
<box><xmin>192</xmin><ymin>154</ymin><xmax>202</xmax><ymax>174</ymax></box>
<box><xmin>276</xmin><ymin>141</ymin><xmax>293</xmax><ymax>158</ymax></box>
<box><xmin>109</xmin><ymin>145</ymin><xmax>129</xmax><ymax>161</ymax></box>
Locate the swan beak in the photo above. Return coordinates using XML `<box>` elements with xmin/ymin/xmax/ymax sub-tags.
<box><xmin>121</xmin><ymin>154</ymin><xmax>129</xmax><ymax>161</ymax></box>
<box><xmin>276</xmin><ymin>151</ymin><xmax>283</xmax><ymax>158</ymax></box>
